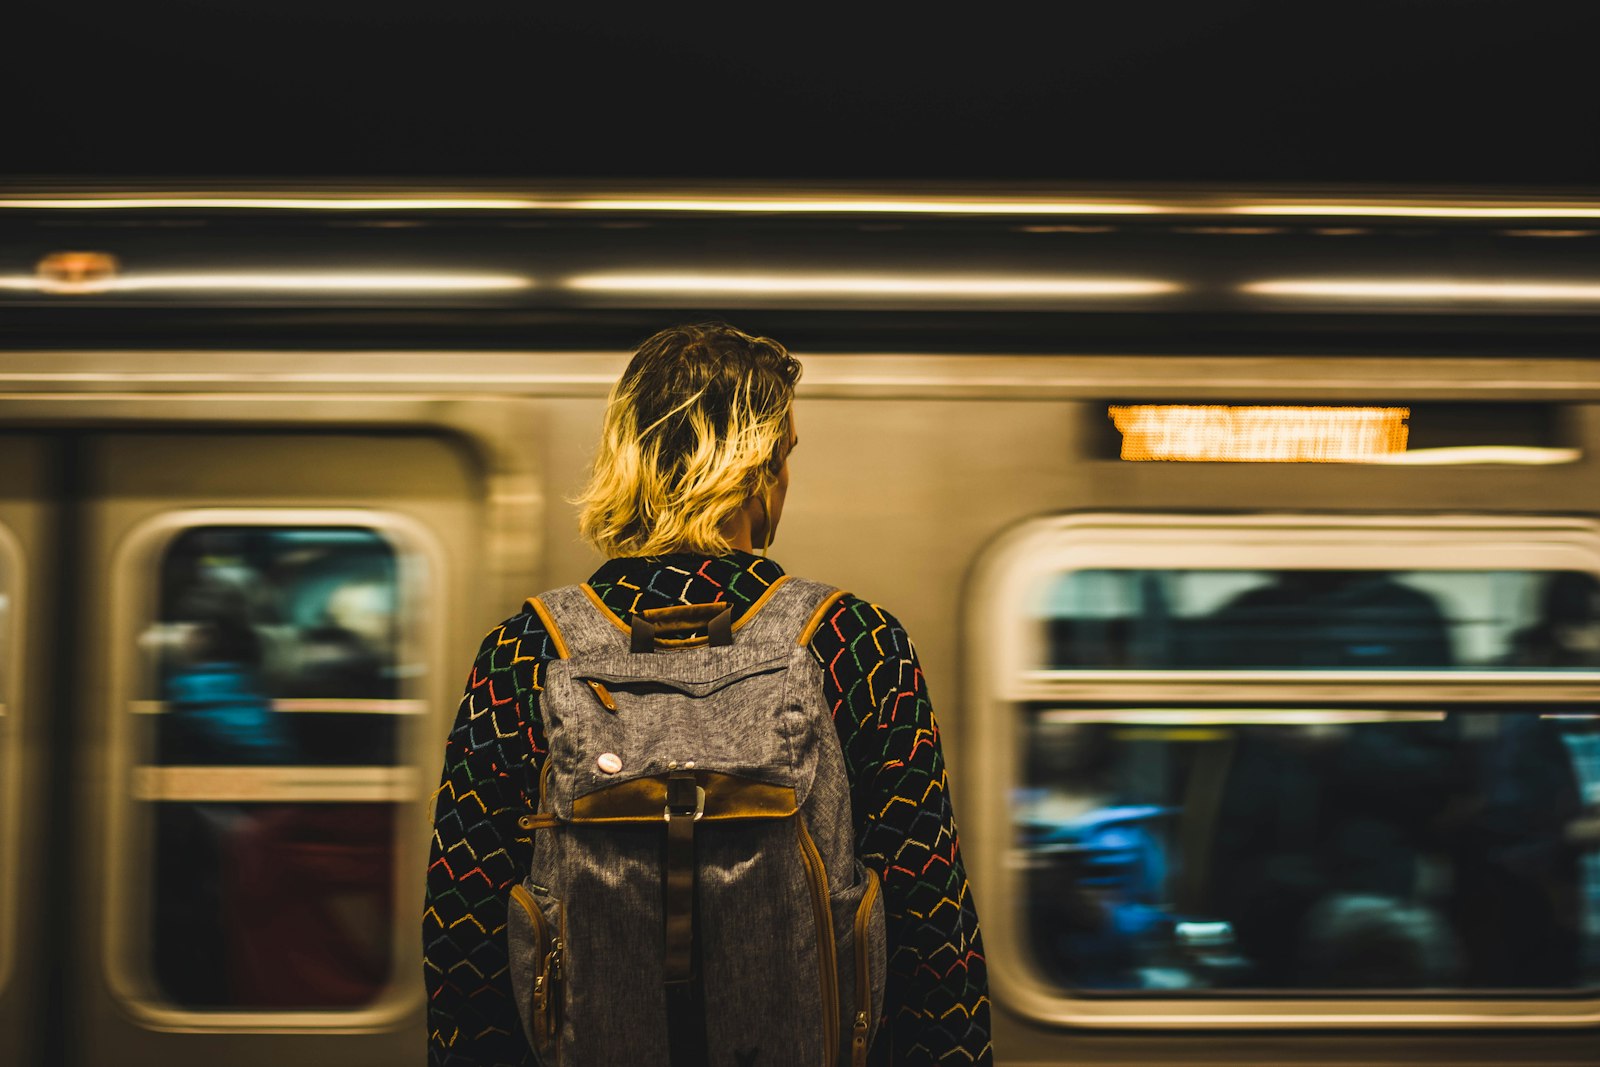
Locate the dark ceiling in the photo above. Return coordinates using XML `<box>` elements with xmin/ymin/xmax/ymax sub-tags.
<box><xmin>9</xmin><ymin>1</ymin><xmax>1600</xmax><ymax>186</ymax></box>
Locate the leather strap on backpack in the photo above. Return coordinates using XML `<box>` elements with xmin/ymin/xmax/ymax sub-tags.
<box><xmin>663</xmin><ymin>769</ymin><xmax>708</xmax><ymax>1065</ymax></box>
<box><xmin>632</xmin><ymin>602</ymin><xmax>733</xmax><ymax>652</ymax></box>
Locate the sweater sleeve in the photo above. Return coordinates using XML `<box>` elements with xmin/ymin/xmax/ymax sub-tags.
<box><xmin>424</xmin><ymin>611</ymin><xmax>556</xmax><ymax>1067</ymax></box>
<box><xmin>808</xmin><ymin>595</ymin><xmax>993</xmax><ymax>1066</ymax></box>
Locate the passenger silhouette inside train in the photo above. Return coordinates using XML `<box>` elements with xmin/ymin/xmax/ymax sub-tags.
<box><xmin>1020</xmin><ymin>722</ymin><xmax>1180</xmax><ymax>990</ymax></box>
<box><xmin>1199</xmin><ymin>571</ymin><xmax>1589</xmax><ymax>988</ymax></box>
<box><xmin>1186</xmin><ymin>571</ymin><xmax>1574</xmax><ymax>988</ymax></box>
<box><xmin>158</xmin><ymin>553</ymin><xmax>295</xmax><ymax>767</ymax></box>
<box><xmin>1197</xmin><ymin>570</ymin><xmax>1455</xmax><ymax>669</ymax></box>
<box><xmin>1209</xmin><ymin>716</ymin><xmax>1477</xmax><ymax>988</ymax></box>
<box><xmin>1297</xmin><ymin>893</ymin><xmax>1462</xmax><ymax>988</ymax></box>
<box><xmin>1508</xmin><ymin>571</ymin><xmax>1600</xmax><ymax>668</ymax></box>
<box><xmin>1444</xmin><ymin>712</ymin><xmax>1586</xmax><ymax>987</ymax></box>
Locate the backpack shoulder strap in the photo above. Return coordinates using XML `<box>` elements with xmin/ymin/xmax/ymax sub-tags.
<box><xmin>524</xmin><ymin>583</ymin><xmax>631</xmax><ymax>659</ymax></box>
<box><xmin>797</xmin><ymin>586</ymin><xmax>851</xmax><ymax>647</ymax></box>
<box><xmin>523</xmin><ymin>594</ymin><xmax>571</xmax><ymax>659</ymax></box>
<box><xmin>527</xmin><ymin>576</ymin><xmax>846</xmax><ymax>657</ymax></box>
<box><xmin>728</xmin><ymin>576</ymin><xmax>848</xmax><ymax>649</ymax></box>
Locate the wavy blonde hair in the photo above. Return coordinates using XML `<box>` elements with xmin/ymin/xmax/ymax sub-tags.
<box><xmin>577</xmin><ymin>323</ymin><xmax>802</xmax><ymax>557</ymax></box>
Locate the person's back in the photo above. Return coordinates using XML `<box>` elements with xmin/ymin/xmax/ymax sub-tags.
<box><xmin>424</xmin><ymin>323</ymin><xmax>991</xmax><ymax>1065</ymax></box>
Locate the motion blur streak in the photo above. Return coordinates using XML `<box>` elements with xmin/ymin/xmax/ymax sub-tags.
<box><xmin>0</xmin><ymin>196</ymin><xmax>1173</xmax><ymax>215</ymax></box>
<box><xmin>0</xmin><ymin>272</ymin><xmax>534</xmax><ymax>293</ymax></box>
<box><xmin>0</xmin><ymin>198</ymin><xmax>549</xmax><ymax>211</ymax></box>
<box><xmin>562</xmin><ymin>273</ymin><xmax>1181</xmax><ymax>298</ymax></box>
<box><xmin>1243</xmin><ymin>280</ymin><xmax>1600</xmax><ymax>302</ymax></box>
<box><xmin>9</xmin><ymin>194</ymin><xmax>1600</xmax><ymax>221</ymax></box>
<box><xmin>1374</xmin><ymin>446</ymin><xmax>1583</xmax><ymax>466</ymax></box>
<box><xmin>1234</xmin><ymin>204</ymin><xmax>1600</xmax><ymax>219</ymax></box>
<box><xmin>556</xmin><ymin>198</ymin><xmax>1172</xmax><ymax>215</ymax></box>
<box><xmin>1037</xmin><ymin>709</ymin><xmax>1447</xmax><ymax>725</ymax></box>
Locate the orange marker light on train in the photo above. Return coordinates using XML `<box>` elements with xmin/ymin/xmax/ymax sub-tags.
<box><xmin>35</xmin><ymin>250</ymin><xmax>119</xmax><ymax>294</ymax></box>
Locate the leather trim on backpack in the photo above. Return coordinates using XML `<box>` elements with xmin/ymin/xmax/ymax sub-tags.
<box><xmin>570</xmin><ymin>772</ymin><xmax>798</xmax><ymax>823</ymax></box>
<box><xmin>578</xmin><ymin>576</ymin><xmax>794</xmax><ymax>647</ymax></box>
<box><xmin>525</xmin><ymin>596</ymin><xmax>572</xmax><ymax>659</ymax></box>
<box><xmin>797</xmin><ymin>589</ymin><xmax>849</xmax><ymax>646</ymax></box>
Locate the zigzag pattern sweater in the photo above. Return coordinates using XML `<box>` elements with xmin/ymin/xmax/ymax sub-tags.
<box><xmin>425</xmin><ymin>551</ymin><xmax>991</xmax><ymax>1065</ymax></box>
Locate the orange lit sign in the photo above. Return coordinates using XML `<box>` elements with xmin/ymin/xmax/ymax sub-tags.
<box><xmin>1108</xmin><ymin>405</ymin><xmax>1411</xmax><ymax>462</ymax></box>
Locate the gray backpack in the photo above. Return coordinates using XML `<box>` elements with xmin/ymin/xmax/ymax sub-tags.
<box><xmin>507</xmin><ymin>576</ymin><xmax>887</xmax><ymax>1067</ymax></box>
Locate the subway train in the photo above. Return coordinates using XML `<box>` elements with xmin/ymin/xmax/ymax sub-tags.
<box><xmin>2</xmin><ymin>183</ymin><xmax>1600</xmax><ymax>1066</ymax></box>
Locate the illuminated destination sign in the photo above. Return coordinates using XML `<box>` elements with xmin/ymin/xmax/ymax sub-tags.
<box><xmin>1108</xmin><ymin>405</ymin><xmax>1410</xmax><ymax>462</ymax></box>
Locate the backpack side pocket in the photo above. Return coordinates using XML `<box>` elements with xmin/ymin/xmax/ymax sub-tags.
<box><xmin>508</xmin><ymin>881</ymin><xmax>565</xmax><ymax>1065</ymax></box>
<box><xmin>831</xmin><ymin>861</ymin><xmax>887</xmax><ymax>1067</ymax></box>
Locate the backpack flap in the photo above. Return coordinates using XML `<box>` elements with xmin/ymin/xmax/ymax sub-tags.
<box><xmin>541</xmin><ymin>650</ymin><xmax>814</xmax><ymax>823</ymax></box>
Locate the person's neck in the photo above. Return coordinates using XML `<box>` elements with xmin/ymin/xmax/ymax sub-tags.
<box><xmin>720</xmin><ymin>520</ymin><xmax>754</xmax><ymax>552</ymax></box>
<box><xmin>718</xmin><ymin>502</ymin><xmax>757</xmax><ymax>552</ymax></box>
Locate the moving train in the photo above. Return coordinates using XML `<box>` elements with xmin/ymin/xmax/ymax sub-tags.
<box><xmin>1</xmin><ymin>183</ymin><xmax>1599</xmax><ymax>1066</ymax></box>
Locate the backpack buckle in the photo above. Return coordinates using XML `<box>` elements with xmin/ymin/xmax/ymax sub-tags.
<box><xmin>664</xmin><ymin>775</ymin><xmax>706</xmax><ymax>822</ymax></box>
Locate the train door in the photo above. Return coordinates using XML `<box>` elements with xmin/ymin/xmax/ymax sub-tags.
<box><xmin>43</xmin><ymin>431</ymin><xmax>480</xmax><ymax>1067</ymax></box>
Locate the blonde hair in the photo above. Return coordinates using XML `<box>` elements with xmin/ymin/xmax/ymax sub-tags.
<box><xmin>577</xmin><ymin>323</ymin><xmax>802</xmax><ymax>557</ymax></box>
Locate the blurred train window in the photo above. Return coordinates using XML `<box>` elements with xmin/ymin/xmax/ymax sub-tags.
<box><xmin>130</xmin><ymin>524</ymin><xmax>423</xmax><ymax>1012</ymax></box>
<box><xmin>979</xmin><ymin>516</ymin><xmax>1600</xmax><ymax>1023</ymax></box>
<box><xmin>1019</xmin><ymin>707</ymin><xmax>1600</xmax><ymax>993</ymax></box>
<box><xmin>1038</xmin><ymin>569</ymin><xmax>1600</xmax><ymax>671</ymax></box>
<box><xmin>146</xmin><ymin>527</ymin><xmax>407</xmax><ymax>766</ymax></box>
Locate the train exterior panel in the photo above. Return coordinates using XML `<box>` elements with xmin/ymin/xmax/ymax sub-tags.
<box><xmin>0</xmin><ymin>185</ymin><xmax>1597</xmax><ymax>1065</ymax></box>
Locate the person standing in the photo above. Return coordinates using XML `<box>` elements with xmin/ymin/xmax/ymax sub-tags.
<box><xmin>424</xmin><ymin>323</ymin><xmax>991</xmax><ymax>1065</ymax></box>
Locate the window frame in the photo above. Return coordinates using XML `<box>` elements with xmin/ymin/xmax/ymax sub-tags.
<box><xmin>0</xmin><ymin>522</ymin><xmax>22</xmax><ymax>997</ymax></box>
<box><xmin>965</xmin><ymin>512</ymin><xmax>1600</xmax><ymax>1029</ymax></box>
<box><xmin>103</xmin><ymin>508</ymin><xmax>446</xmax><ymax>1032</ymax></box>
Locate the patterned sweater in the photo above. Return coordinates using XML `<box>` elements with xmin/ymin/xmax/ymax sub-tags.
<box><xmin>425</xmin><ymin>551</ymin><xmax>991</xmax><ymax>1065</ymax></box>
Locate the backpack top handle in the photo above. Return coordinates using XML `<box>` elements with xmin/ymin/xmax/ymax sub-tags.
<box><xmin>630</xmin><ymin>602</ymin><xmax>734</xmax><ymax>653</ymax></box>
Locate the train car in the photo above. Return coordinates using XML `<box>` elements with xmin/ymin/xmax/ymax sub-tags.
<box><xmin>1</xmin><ymin>183</ymin><xmax>1599</xmax><ymax>1066</ymax></box>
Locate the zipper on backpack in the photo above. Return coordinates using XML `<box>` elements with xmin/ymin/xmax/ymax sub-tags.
<box><xmin>851</xmin><ymin>869</ymin><xmax>881</xmax><ymax>1067</ymax></box>
<box><xmin>512</xmin><ymin>883</ymin><xmax>563</xmax><ymax>1064</ymax></box>
<box><xmin>797</xmin><ymin>821</ymin><xmax>840</xmax><ymax>1066</ymax></box>
<box><xmin>532</xmin><ymin>936</ymin><xmax>564</xmax><ymax>1063</ymax></box>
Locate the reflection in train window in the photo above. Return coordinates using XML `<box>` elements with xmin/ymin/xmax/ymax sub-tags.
<box><xmin>133</xmin><ymin>524</ymin><xmax>421</xmax><ymax>1012</ymax></box>
<box><xmin>1018</xmin><ymin>707</ymin><xmax>1600</xmax><ymax>993</ymax></box>
<box><xmin>1038</xmin><ymin>569</ymin><xmax>1600</xmax><ymax>671</ymax></box>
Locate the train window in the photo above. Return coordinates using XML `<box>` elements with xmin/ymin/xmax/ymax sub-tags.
<box><xmin>1019</xmin><ymin>707</ymin><xmax>1600</xmax><ymax>993</ymax></box>
<box><xmin>971</xmin><ymin>515</ymin><xmax>1600</xmax><ymax>1027</ymax></box>
<box><xmin>145</xmin><ymin>526</ymin><xmax>408</xmax><ymax>766</ymax></box>
<box><xmin>1039</xmin><ymin>569</ymin><xmax>1596</xmax><ymax>671</ymax></box>
<box><xmin>113</xmin><ymin>518</ymin><xmax>433</xmax><ymax>1022</ymax></box>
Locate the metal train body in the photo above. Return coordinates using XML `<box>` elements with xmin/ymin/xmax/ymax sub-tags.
<box><xmin>1</xmin><ymin>185</ymin><xmax>1599</xmax><ymax>1066</ymax></box>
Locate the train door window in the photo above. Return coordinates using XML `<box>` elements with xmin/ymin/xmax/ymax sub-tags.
<box><xmin>112</xmin><ymin>516</ymin><xmax>433</xmax><ymax>1021</ymax></box>
<box><xmin>969</xmin><ymin>515</ymin><xmax>1600</xmax><ymax>1028</ymax></box>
